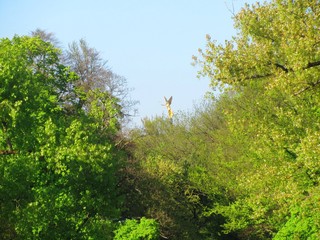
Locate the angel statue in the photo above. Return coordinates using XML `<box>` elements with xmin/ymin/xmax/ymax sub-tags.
<box><xmin>164</xmin><ymin>96</ymin><xmax>173</xmax><ymax>119</ymax></box>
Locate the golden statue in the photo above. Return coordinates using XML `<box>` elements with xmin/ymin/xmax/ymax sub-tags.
<box><xmin>164</xmin><ymin>96</ymin><xmax>173</xmax><ymax>119</ymax></box>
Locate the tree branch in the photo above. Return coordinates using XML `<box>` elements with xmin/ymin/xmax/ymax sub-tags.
<box><xmin>0</xmin><ymin>150</ymin><xmax>17</xmax><ymax>155</ymax></box>
<box><xmin>218</xmin><ymin>59</ymin><xmax>319</xmax><ymax>87</ymax></box>
<box><xmin>304</xmin><ymin>60</ymin><xmax>320</xmax><ymax>70</ymax></box>
<box><xmin>294</xmin><ymin>79</ymin><xmax>320</xmax><ymax>96</ymax></box>
<box><xmin>249</xmin><ymin>73</ymin><xmax>273</xmax><ymax>80</ymax></box>
<box><xmin>274</xmin><ymin>63</ymin><xmax>289</xmax><ymax>73</ymax></box>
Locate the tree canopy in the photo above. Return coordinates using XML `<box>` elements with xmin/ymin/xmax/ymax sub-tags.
<box><xmin>0</xmin><ymin>35</ymin><xmax>127</xmax><ymax>239</ymax></box>
<box><xmin>125</xmin><ymin>0</ymin><xmax>320</xmax><ymax>239</ymax></box>
<box><xmin>2</xmin><ymin>1</ymin><xmax>320</xmax><ymax>239</ymax></box>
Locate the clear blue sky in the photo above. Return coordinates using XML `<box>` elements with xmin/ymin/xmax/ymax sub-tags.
<box><xmin>0</xmin><ymin>0</ymin><xmax>258</xmax><ymax>125</ymax></box>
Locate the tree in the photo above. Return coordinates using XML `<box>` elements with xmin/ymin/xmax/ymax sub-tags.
<box><xmin>195</xmin><ymin>1</ymin><xmax>320</xmax><ymax>96</ymax></box>
<box><xmin>124</xmin><ymin>110</ymin><xmax>239</xmax><ymax>239</ymax></box>
<box><xmin>194</xmin><ymin>0</ymin><xmax>320</xmax><ymax>238</ymax></box>
<box><xmin>65</xmin><ymin>39</ymin><xmax>137</xmax><ymax>121</ymax></box>
<box><xmin>31</xmin><ymin>29</ymin><xmax>137</xmax><ymax>125</ymax></box>
<box><xmin>0</xmin><ymin>35</ymin><xmax>124</xmax><ymax>239</ymax></box>
<box><xmin>30</xmin><ymin>28</ymin><xmax>61</xmax><ymax>48</ymax></box>
<box><xmin>0</xmin><ymin>35</ymin><xmax>74</xmax><ymax>153</ymax></box>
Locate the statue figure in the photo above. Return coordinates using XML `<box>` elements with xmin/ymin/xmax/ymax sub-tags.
<box><xmin>164</xmin><ymin>96</ymin><xmax>173</xmax><ymax>119</ymax></box>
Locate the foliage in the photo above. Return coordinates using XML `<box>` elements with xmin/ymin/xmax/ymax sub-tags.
<box><xmin>114</xmin><ymin>217</ymin><xmax>159</xmax><ymax>240</ymax></box>
<box><xmin>125</xmin><ymin>112</ymin><xmax>238</xmax><ymax>239</ymax></box>
<box><xmin>123</xmin><ymin>0</ymin><xmax>320</xmax><ymax>239</ymax></box>
<box><xmin>0</xmin><ymin>35</ymin><xmax>125</xmax><ymax>239</ymax></box>
<box><xmin>3</xmin><ymin>1</ymin><xmax>320</xmax><ymax>239</ymax></box>
<box><xmin>274</xmin><ymin>203</ymin><xmax>320</xmax><ymax>240</ymax></box>
<box><xmin>193</xmin><ymin>0</ymin><xmax>320</xmax><ymax>238</ymax></box>
<box><xmin>0</xmin><ymin>35</ymin><xmax>75</xmax><ymax>152</ymax></box>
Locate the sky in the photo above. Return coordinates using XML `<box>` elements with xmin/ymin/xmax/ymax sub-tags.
<box><xmin>0</xmin><ymin>0</ymin><xmax>259</xmax><ymax>126</ymax></box>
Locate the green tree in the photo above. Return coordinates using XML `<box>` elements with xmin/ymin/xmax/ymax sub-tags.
<box><xmin>195</xmin><ymin>0</ymin><xmax>320</xmax><ymax>238</ymax></box>
<box><xmin>0</xmin><ymin>35</ymin><xmax>124</xmax><ymax>239</ymax></box>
